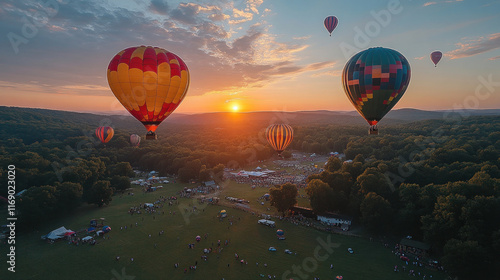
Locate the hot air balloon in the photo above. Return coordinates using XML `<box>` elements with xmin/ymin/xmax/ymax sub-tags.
<box><xmin>430</xmin><ymin>51</ymin><xmax>442</xmax><ymax>67</ymax></box>
<box><xmin>96</xmin><ymin>126</ymin><xmax>114</xmax><ymax>144</ymax></box>
<box><xmin>107</xmin><ymin>46</ymin><xmax>190</xmax><ymax>140</ymax></box>
<box><xmin>324</xmin><ymin>16</ymin><xmax>338</xmax><ymax>36</ymax></box>
<box><xmin>342</xmin><ymin>47</ymin><xmax>411</xmax><ymax>134</ymax></box>
<box><xmin>266</xmin><ymin>124</ymin><xmax>293</xmax><ymax>156</ymax></box>
<box><xmin>130</xmin><ymin>134</ymin><xmax>141</xmax><ymax>147</ymax></box>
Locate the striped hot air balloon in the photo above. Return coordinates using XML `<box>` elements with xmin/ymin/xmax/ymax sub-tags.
<box><xmin>266</xmin><ymin>124</ymin><xmax>293</xmax><ymax>155</ymax></box>
<box><xmin>324</xmin><ymin>16</ymin><xmax>338</xmax><ymax>36</ymax></box>
<box><xmin>107</xmin><ymin>46</ymin><xmax>190</xmax><ymax>140</ymax></box>
<box><xmin>342</xmin><ymin>47</ymin><xmax>411</xmax><ymax>134</ymax></box>
<box><xmin>96</xmin><ymin>126</ymin><xmax>114</xmax><ymax>144</ymax></box>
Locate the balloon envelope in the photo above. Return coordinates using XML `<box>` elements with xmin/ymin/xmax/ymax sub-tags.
<box><xmin>96</xmin><ymin>127</ymin><xmax>114</xmax><ymax>143</ymax></box>
<box><xmin>130</xmin><ymin>134</ymin><xmax>141</xmax><ymax>147</ymax></box>
<box><xmin>324</xmin><ymin>16</ymin><xmax>338</xmax><ymax>35</ymax></box>
<box><xmin>266</xmin><ymin>124</ymin><xmax>293</xmax><ymax>154</ymax></box>
<box><xmin>430</xmin><ymin>51</ymin><xmax>442</xmax><ymax>66</ymax></box>
<box><xmin>107</xmin><ymin>46</ymin><xmax>190</xmax><ymax>133</ymax></box>
<box><xmin>342</xmin><ymin>47</ymin><xmax>411</xmax><ymax>126</ymax></box>
<box><xmin>277</xmin><ymin>229</ymin><xmax>284</xmax><ymax>236</ymax></box>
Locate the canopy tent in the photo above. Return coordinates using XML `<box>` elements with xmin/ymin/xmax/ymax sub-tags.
<box><xmin>81</xmin><ymin>236</ymin><xmax>93</xmax><ymax>241</ymax></box>
<box><xmin>42</xmin><ymin>226</ymin><xmax>73</xmax><ymax>240</ymax></box>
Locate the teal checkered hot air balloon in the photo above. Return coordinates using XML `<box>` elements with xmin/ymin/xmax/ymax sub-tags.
<box><xmin>342</xmin><ymin>47</ymin><xmax>411</xmax><ymax>134</ymax></box>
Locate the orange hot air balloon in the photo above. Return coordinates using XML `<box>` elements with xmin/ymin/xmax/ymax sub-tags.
<box><xmin>266</xmin><ymin>124</ymin><xmax>294</xmax><ymax>156</ymax></box>
<box><xmin>96</xmin><ymin>126</ymin><xmax>114</xmax><ymax>144</ymax></box>
<box><xmin>107</xmin><ymin>46</ymin><xmax>190</xmax><ymax>140</ymax></box>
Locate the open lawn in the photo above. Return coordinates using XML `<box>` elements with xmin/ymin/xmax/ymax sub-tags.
<box><xmin>1</xmin><ymin>181</ymin><xmax>446</xmax><ymax>280</ymax></box>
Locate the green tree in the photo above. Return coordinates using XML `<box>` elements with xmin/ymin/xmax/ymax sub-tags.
<box><xmin>270</xmin><ymin>183</ymin><xmax>298</xmax><ymax>215</ymax></box>
<box><xmin>55</xmin><ymin>182</ymin><xmax>83</xmax><ymax>212</ymax></box>
<box><xmin>87</xmin><ymin>180</ymin><xmax>113</xmax><ymax>207</ymax></box>
<box><xmin>441</xmin><ymin>239</ymin><xmax>488</xmax><ymax>279</ymax></box>
<box><xmin>18</xmin><ymin>185</ymin><xmax>58</xmax><ymax>229</ymax></box>
<box><xmin>199</xmin><ymin>165</ymin><xmax>211</xmax><ymax>182</ymax></box>
<box><xmin>325</xmin><ymin>157</ymin><xmax>342</xmax><ymax>172</ymax></box>
<box><xmin>110</xmin><ymin>175</ymin><xmax>131</xmax><ymax>192</ymax></box>
<box><xmin>306</xmin><ymin>179</ymin><xmax>334</xmax><ymax>214</ymax></box>
<box><xmin>211</xmin><ymin>163</ymin><xmax>225</xmax><ymax>183</ymax></box>
<box><xmin>357</xmin><ymin>168</ymin><xmax>393</xmax><ymax>199</ymax></box>
<box><xmin>360</xmin><ymin>192</ymin><xmax>392</xmax><ymax>234</ymax></box>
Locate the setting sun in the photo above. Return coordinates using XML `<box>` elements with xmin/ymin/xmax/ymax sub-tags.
<box><xmin>232</xmin><ymin>104</ymin><xmax>239</xmax><ymax>112</ymax></box>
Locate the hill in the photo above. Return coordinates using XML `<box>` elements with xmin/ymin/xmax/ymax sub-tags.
<box><xmin>1</xmin><ymin>106</ymin><xmax>499</xmax><ymax>144</ymax></box>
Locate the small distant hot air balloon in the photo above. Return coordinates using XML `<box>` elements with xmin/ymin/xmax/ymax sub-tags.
<box><xmin>130</xmin><ymin>134</ymin><xmax>141</xmax><ymax>147</ymax></box>
<box><xmin>107</xmin><ymin>46</ymin><xmax>190</xmax><ymax>140</ymax></box>
<box><xmin>430</xmin><ymin>51</ymin><xmax>442</xmax><ymax>67</ymax></box>
<box><xmin>324</xmin><ymin>16</ymin><xmax>338</xmax><ymax>36</ymax></box>
<box><xmin>342</xmin><ymin>47</ymin><xmax>411</xmax><ymax>134</ymax></box>
<box><xmin>276</xmin><ymin>229</ymin><xmax>284</xmax><ymax>236</ymax></box>
<box><xmin>266</xmin><ymin>124</ymin><xmax>293</xmax><ymax>156</ymax></box>
<box><xmin>96</xmin><ymin>126</ymin><xmax>114</xmax><ymax>144</ymax></box>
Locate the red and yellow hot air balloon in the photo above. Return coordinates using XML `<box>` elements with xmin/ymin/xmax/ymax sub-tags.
<box><xmin>107</xmin><ymin>46</ymin><xmax>190</xmax><ymax>140</ymax></box>
<box><xmin>96</xmin><ymin>126</ymin><xmax>114</xmax><ymax>144</ymax></box>
<box><xmin>266</xmin><ymin>124</ymin><xmax>293</xmax><ymax>156</ymax></box>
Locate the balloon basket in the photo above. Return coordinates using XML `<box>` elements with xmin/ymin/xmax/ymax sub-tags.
<box><xmin>146</xmin><ymin>132</ymin><xmax>157</xmax><ymax>140</ymax></box>
<box><xmin>369</xmin><ymin>125</ymin><xmax>379</xmax><ymax>135</ymax></box>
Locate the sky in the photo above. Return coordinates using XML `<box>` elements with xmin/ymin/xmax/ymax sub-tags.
<box><xmin>0</xmin><ymin>0</ymin><xmax>499</xmax><ymax>114</ymax></box>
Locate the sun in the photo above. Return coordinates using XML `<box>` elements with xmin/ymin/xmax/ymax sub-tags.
<box><xmin>232</xmin><ymin>105</ymin><xmax>239</xmax><ymax>112</ymax></box>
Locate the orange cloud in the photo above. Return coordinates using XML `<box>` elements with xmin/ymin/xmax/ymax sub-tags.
<box><xmin>446</xmin><ymin>33</ymin><xmax>500</xmax><ymax>59</ymax></box>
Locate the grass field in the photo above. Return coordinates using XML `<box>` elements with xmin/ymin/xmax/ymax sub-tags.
<box><xmin>1</xmin><ymin>180</ymin><xmax>447</xmax><ymax>280</ymax></box>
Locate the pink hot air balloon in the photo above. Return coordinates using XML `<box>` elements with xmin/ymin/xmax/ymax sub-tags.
<box><xmin>130</xmin><ymin>134</ymin><xmax>141</xmax><ymax>147</ymax></box>
<box><xmin>430</xmin><ymin>51</ymin><xmax>442</xmax><ymax>67</ymax></box>
<box><xmin>324</xmin><ymin>16</ymin><xmax>338</xmax><ymax>36</ymax></box>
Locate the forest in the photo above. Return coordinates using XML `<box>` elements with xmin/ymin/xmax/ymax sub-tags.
<box><xmin>0</xmin><ymin>106</ymin><xmax>499</xmax><ymax>279</ymax></box>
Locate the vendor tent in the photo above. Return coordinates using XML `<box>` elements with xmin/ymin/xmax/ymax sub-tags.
<box><xmin>42</xmin><ymin>226</ymin><xmax>73</xmax><ymax>240</ymax></box>
<box><xmin>81</xmin><ymin>236</ymin><xmax>93</xmax><ymax>242</ymax></box>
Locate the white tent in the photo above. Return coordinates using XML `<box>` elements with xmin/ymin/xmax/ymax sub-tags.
<box><xmin>81</xmin><ymin>236</ymin><xmax>93</xmax><ymax>241</ymax></box>
<box><xmin>43</xmin><ymin>226</ymin><xmax>72</xmax><ymax>240</ymax></box>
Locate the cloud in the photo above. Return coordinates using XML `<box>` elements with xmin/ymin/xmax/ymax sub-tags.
<box><xmin>0</xmin><ymin>0</ymin><xmax>322</xmax><ymax>101</ymax></box>
<box><xmin>489</xmin><ymin>55</ymin><xmax>500</xmax><ymax>60</ymax></box>
<box><xmin>149</xmin><ymin>0</ymin><xmax>169</xmax><ymax>15</ymax></box>
<box><xmin>414</xmin><ymin>56</ymin><xmax>425</xmax><ymax>60</ymax></box>
<box><xmin>423</xmin><ymin>0</ymin><xmax>462</xmax><ymax>6</ymax></box>
<box><xmin>171</xmin><ymin>3</ymin><xmax>225</xmax><ymax>25</ymax></box>
<box><xmin>446</xmin><ymin>33</ymin><xmax>500</xmax><ymax>59</ymax></box>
